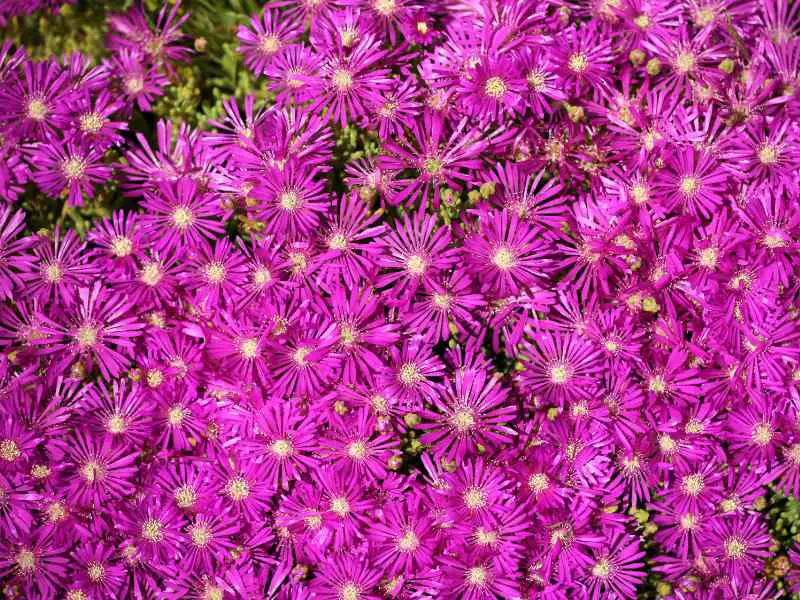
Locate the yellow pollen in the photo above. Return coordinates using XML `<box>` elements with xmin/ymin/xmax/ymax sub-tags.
<box><xmin>758</xmin><ymin>144</ymin><xmax>779</xmax><ymax>164</ymax></box>
<box><xmin>340</xmin><ymin>325</ymin><xmax>358</xmax><ymax>346</ymax></box>
<box><xmin>16</xmin><ymin>549</ymin><xmax>35</xmax><ymax>574</ymax></box>
<box><xmin>698</xmin><ymin>246</ymin><xmax>719</xmax><ymax>269</ymax></box>
<box><xmin>167</xmin><ymin>405</ymin><xmax>187</xmax><ymax>426</ymax></box>
<box><xmin>432</xmin><ymin>293</ymin><xmax>451</xmax><ymax>310</ymax></box>
<box><xmin>67</xmin><ymin>592</ymin><xmax>88</xmax><ymax>600</ymax></box>
<box><xmin>373</xmin><ymin>0</ymin><xmax>397</xmax><ymax>16</ymax></box>
<box><xmin>680</xmin><ymin>513</ymin><xmax>698</xmax><ymax>530</ymax></box>
<box><xmin>171</xmin><ymin>206</ymin><xmax>194</xmax><ymax>229</ymax></box>
<box><xmin>110</xmin><ymin>236</ymin><xmax>133</xmax><ymax>257</ymax></box>
<box><xmin>603</xmin><ymin>339</ymin><xmax>620</xmax><ymax>353</ymax></box>
<box><xmin>450</xmin><ymin>408</ymin><xmax>475</xmax><ymax>432</ymax></box>
<box><xmin>87</xmin><ymin>562</ymin><xmax>105</xmax><ymax>582</ymax></box>
<box><xmin>762</xmin><ymin>231</ymin><xmax>787</xmax><ymax>248</ymax></box>
<box><xmin>675</xmin><ymin>51</ymin><xmax>696</xmax><ymax>74</ymax></box>
<box><xmin>416</xmin><ymin>21</ymin><xmax>428</xmax><ymax>34</ymax></box>
<box><xmin>679</xmin><ymin>176</ymin><xmax>700</xmax><ymax>196</ymax></box>
<box><xmin>339</xmin><ymin>582</ymin><xmax>361</xmax><ymax>600</ymax></box>
<box><xmin>27</xmin><ymin>98</ymin><xmax>48</xmax><ymax>121</ymax></box>
<box><xmin>340</xmin><ymin>28</ymin><xmax>359</xmax><ymax>47</ymax></box>
<box><xmin>527</xmin><ymin>70</ymin><xmax>546</xmax><ymax>92</ymax></box>
<box><xmin>328</xmin><ymin>232</ymin><xmax>348</xmax><ymax>250</ymax></box>
<box><xmin>528</xmin><ymin>472</ymin><xmax>549</xmax><ymax>493</ymax></box>
<box><xmin>81</xmin><ymin>460</ymin><xmax>106</xmax><ymax>484</ymax></box>
<box><xmin>475</xmin><ymin>527</ymin><xmax>498</xmax><ymax>545</ymax></box>
<box><xmin>681</xmin><ymin>473</ymin><xmax>704</xmax><ymax>496</ymax></box>
<box><xmin>724</xmin><ymin>536</ymin><xmax>747</xmax><ymax>560</ymax></box>
<box><xmin>239</xmin><ymin>338</ymin><xmax>259</xmax><ymax>360</ymax></box>
<box><xmin>44</xmin><ymin>262</ymin><xmax>63</xmax><ymax>283</ymax></box>
<box><xmin>396</xmin><ymin>529</ymin><xmax>420</xmax><ymax>552</ymax></box>
<box><xmin>270</xmin><ymin>439</ymin><xmax>293</xmax><ymax>458</ymax></box>
<box><xmin>75</xmin><ymin>325</ymin><xmax>99</xmax><ymax>348</ymax></box>
<box><xmin>399</xmin><ymin>362</ymin><xmax>423</xmax><ymax>385</ymax></box>
<box><xmin>347</xmin><ymin>440</ymin><xmax>368</xmax><ymax>460</ymax></box>
<box><xmin>549</xmin><ymin>364</ymin><xmax>570</xmax><ymax>385</ymax></box>
<box><xmin>332</xmin><ymin>69</ymin><xmax>354</xmax><ymax>91</ymax></box>
<box><xmin>423</xmin><ymin>157</ymin><xmax>444</xmax><ymax>175</ymax></box>
<box><xmin>631</xmin><ymin>183</ymin><xmax>649</xmax><ymax>205</ymax></box>
<box><xmin>62</xmin><ymin>157</ymin><xmax>86</xmax><ymax>180</ymax></box>
<box><xmin>0</xmin><ymin>439</ymin><xmax>20</xmax><ymax>462</ymax></box>
<box><xmin>141</xmin><ymin>519</ymin><xmax>164</xmax><ymax>542</ymax></box>
<box><xmin>204</xmin><ymin>261</ymin><xmax>226</xmax><ymax>283</ymax></box>
<box><xmin>292</xmin><ymin>346</ymin><xmax>311</xmax><ymax>367</ymax></box>
<box><xmin>484</xmin><ymin>76</ymin><xmax>507</xmax><ymax>98</ymax></box>
<box><xmin>126</xmin><ymin>77</ymin><xmax>144</xmax><ymax>94</ymax></box>
<box><xmin>721</xmin><ymin>496</ymin><xmax>741</xmax><ymax>513</ymax></box>
<box><xmin>140</xmin><ymin>262</ymin><xmax>163</xmax><ymax>286</ymax></box>
<box><xmin>290</xmin><ymin>252</ymin><xmax>307</xmax><ymax>274</ymax></box>
<box><xmin>80</xmin><ymin>112</ymin><xmax>105</xmax><ymax>134</ymax></box>
<box><xmin>46</xmin><ymin>502</ymin><xmax>67</xmax><ymax>523</ymax></box>
<box><xmin>592</xmin><ymin>558</ymin><xmax>611</xmax><ymax>578</ymax></box>
<box><xmin>225</xmin><ymin>477</ymin><xmax>250</xmax><ymax>501</ymax></box>
<box><xmin>466</xmin><ymin>566</ymin><xmax>488</xmax><ymax>587</ymax></box>
<box><xmin>279</xmin><ymin>191</ymin><xmax>301</xmax><ymax>211</ymax></box>
<box><xmin>190</xmin><ymin>524</ymin><xmax>213</xmax><ymax>547</ymax></box>
<box><xmin>786</xmin><ymin>443</ymin><xmax>800</xmax><ymax>465</ymax></box>
<box><xmin>568</xmin><ymin>52</ymin><xmax>589</xmax><ymax>73</ymax></box>
<box><xmin>304</xmin><ymin>514</ymin><xmax>322</xmax><ymax>529</ymax></box>
<box><xmin>648</xmin><ymin>375</ymin><xmax>667</xmax><ymax>394</ymax></box>
<box><xmin>491</xmin><ymin>247</ymin><xmax>516</xmax><ymax>270</ymax></box>
<box><xmin>752</xmin><ymin>422</ymin><xmax>773</xmax><ymax>446</ymax></box>
<box><xmin>31</xmin><ymin>464</ymin><xmax>51</xmax><ymax>479</ymax></box>
<box><xmin>695</xmin><ymin>7</ymin><xmax>716</xmax><ymax>25</ymax></box>
<box><xmin>106</xmin><ymin>414</ymin><xmax>127</xmax><ymax>434</ymax></box>
<box><xmin>144</xmin><ymin>368</ymin><xmax>163</xmax><ymax>388</ymax></box>
<box><xmin>259</xmin><ymin>35</ymin><xmax>281</xmax><ymax>55</ymax></box>
<box><xmin>330</xmin><ymin>496</ymin><xmax>350</xmax><ymax>517</ymax></box>
<box><xmin>659</xmin><ymin>434</ymin><xmax>676</xmax><ymax>453</ymax></box>
<box><xmin>175</xmin><ymin>485</ymin><xmax>197</xmax><ymax>508</ymax></box>
<box><xmin>634</xmin><ymin>14</ymin><xmax>650</xmax><ymax>28</ymax></box>
<box><xmin>252</xmin><ymin>267</ymin><xmax>272</xmax><ymax>287</ymax></box>
<box><xmin>463</xmin><ymin>486</ymin><xmax>487</xmax><ymax>510</ymax></box>
<box><xmin>406</xmin><ymin>254</ymin><xmax>427</xmax><ymax>275</ymax></box>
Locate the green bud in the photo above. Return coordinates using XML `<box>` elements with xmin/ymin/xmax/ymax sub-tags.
<box><xmin>719</xmin><ymin>58</ymin><xmax>735</xmax><ymax>74</ymax></box>
<box><xmin>404</xmin><ymin>413</ymin><xmax>420</xmax><ymax>427</ymax></box>
<box><xmin>646</xmin><ymin>57</ymin><xmax>661</xmax><ymax>76</ymax></box>
<box><xmin>629</xmin><ymin>49</ymin><xmax>646</xmax><ymax>66</ymax></box>
<box><xmin>479</xmin><ymin>181</ymin><xmax>496</xmax><ymax>198</ymax></box>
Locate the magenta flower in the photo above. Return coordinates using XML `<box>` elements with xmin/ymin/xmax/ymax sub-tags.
<box><xmin>237</xmin><ymin>8</ymin><xmax>304</xmax><ymax>74</ymax></box>
<box><xmin>30</xmin><ymin>136</ymin><xmax>113</xmax><ymax>206</ymax></box>
<box><xmin>64</xmin><ymin>430</ymin><xmax>138</xmax><ymax>507</ymax></box>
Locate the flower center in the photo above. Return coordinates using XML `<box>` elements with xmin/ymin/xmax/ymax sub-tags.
<box><xmin>110</xmin><ymin>236</ymin><xmax>133</xmax><ymax>257</ymax></box>
<box><xmin>339</xmin><ymin>582</ymin><xmax>361</xmax><ymax>600</ymax></box>
<box><xmin>80</xmin><ymin>112</ymin><xmax>105</xmax><ymax>134</ymax></box>
<box><xmin>631</xmin><ymin>183</ymin><xmax>649</xmax><ymax>204</ymax></box>
<box><xmin>450</xmin><ymin>408</ymin><xmax>475</xmax><ymax>432</ymax></box>
<box><xmin>751</xmin><ymin>422</ymin><xmax>774</xmax><ymax>446</ymax></box>
<box><xmin>679</xmin><ymin>176</ymin><xmax>700</xmax><ymax>197</ymax></box>
<box><xmin>239</xmin><ymin>338</ymin><xmax>259</xmax><ymax>359</ymax></box>
<box><xmin>46</xmin><ymin>501</ymin><xmax>66</xmax><ymax>522</ymax></box>
<box><xmin>340</xmin><ymin>325</ymin><xmax>359</xmax><ymax>346</ymax></box>
<box><xmin>167</xmin><ymin>405</ymin><xmax>187</xmax><ymax>426</ymax></box>
<box><xmin>81</xmin><ymin>460</ymin><xmax>106</xmax><ymax>484</ymax></box>
<box><xmin>592</xmin><ymin>559</ymin><xmax>611</xmax><ymax>578</ymax></box>
<box><xmin>491</xmin><ymin>247</ymin><xmax>516</xmax><ymax>270</ymax></box>
<box><xmin>762</xmin><ymin>230</ymin><xmax>787</xmax><ymax>248</ymax></box>
<box><xmin>484</xmin><ymin>76</ymin><xmax>507</xmax><ymax>98</ymax></box>
<box><xmin>634</xmin><ymin>13</ymin><xmax>650</xmax><ymax>28</ymax></box>
<box><xmin>648</xmin><ymin>375</ymin><xmax>667</xmax><ymax>394</ymax></box>
<box><xmin>190</xmin><ymin>524</ymin><xmax>213</xmax><ymax>547</ymax></box>
<box><xmin>270</xmin><ymin>439</ymin><xmax>293</xmax><ymax>458</ymax></box>
<box><xmin>675</xmin><ymin>51</ymin><xmax>696</xmax><ymax>74</ymax></box>
<box><xmin>140</xmin><ymin>262</ymin><xmax>163</xmax><ymax>286</ymax></box>
<box><xmin>680</xmin><ymin>512</ymin><xmax>698</xmax><ymax>530</ymax></box>
<box><xmin>75</xmin><ymin>324</ymin><xmax>99</xmax><ymax>348</ymax></box>
<box><xmin>466</xmin><ymin>566</ymin><xmax>488</xmax><ymax>587</ymax></box>
<box><xmin>44</xmin><ymin>262</ymin><xmax>63</xmax><ymax>283</ymax></box>
<box><xmin>330</xmin><ymin>496</ymin><xmax>350</xmax><ymax>517</ymax></box>
<box><xmin>252</xmin><ymin>267</ymin><xmax>272</xmax><ymax>287</ymax></box>
<box><xmin>423</xmin><ymin>157</ymin><xmax>444</xmax><ymax>175</ymax></box>
<box><xmin>549</xmin><ymin>363</ymin><xmax>571</xmax><ymax>385</ymax></box>
<box><xmin>347</xmin><ymin>440</ymin><xmax>368</xmax><ymax>460</ymax></box>
<box><xmin>106</xmin><ymin>413</ymin><xmax>127</xmax><ymax>434</ymax></box>
<box><xmin>171</xmin><ymin>206</ymin><xmax>194</xmax><ymax>229</ymax></box>
<box><xmin>724</xmin><ymin>536</ymin><xmax>747</xmax><ymax>560</ymax></box>
<box><xmin>432</xmin><ymin>293</ymin><xmax>452</xmax><ymax>310</ymax></box>
<box><xmin>0</xmin><ymin>439</ymin><xmax>20</xmax><ymax>462</ymax></box>
<box><xmin>27</xmin><ymin>98</ymin><xmax>48</xmax><ymax>121</ymax></box>
<box><xmin>225</xmin><ymin>477</ymin><xmax>250</xmax><ymax>501</ymax></box>
<box><xmin>146</xmin><ymin>369</ymin><xmax>164</xmax><ymax>387</ymax></box>
<box><xmin>758</xmin><ymin>143</ymin><xmax>779</xmax><ymax>164</ymax></box>
<box><xmin>332</xmin><ymin>69</ymin><xmax>354</xmax><ymax>91</ymax></box>
<box><xmin>681</xmin><ymin>473</ymin><xmax>704</xmax><ymax>496</ymax></box>
<box><xmin>698</xmin><ymin>246</ymin><xmax>719</xmax><ymax>268</ymax></box>
<box><xmin>292</xmin><ymin>346</ymin><xmax>311</xmax><ymax>367</ymax></box>
<box><xmin>528</xmin><ymin>472</ymin><xmax>549</xmax><ymax>493</ymax></box>
<box><xmin>405</xmin><ymin>254</ymin><xmax>427</xmax><ymax>275</ymax></box>
<box><xmin>279</xmin><ymin>191</ymin><xmax>302</xmax><ymax>211</ymax></box>
<box><xmin>259</xmin><ymin>34</ymin><xmax>281</xmax><ymax>55</ymax></box>
<box><xmin>141</xmin><ymin>519</ymin><xmax>164</xmax><ymax>542</ymax></box>
<box><xmin>373</xmin><ymin>0</ymin><xmax>397</xmax><ymax>16</ymax></box>
<box><xmin>175</xmin><ymin>485</ymin><xmax>197</xmax><ymax>508</ymax></box>
<box><xmin>395</xmin><ymin>529</ymin><xmax>419</xmax><ymax>553</ymax></box>
<box><xmin>87</xmin><ymin>561</ymin><xmax>105</xmax><ymax>582</ymax></box>
<box><xmin>527</xmin><ymin>70</ymin><xmax>546</xmax><ymax>92</ymax></box>
<box><xmin>16</xmin><ymin>549</ymin><xmax>35</xmax><ymax>573</ymax></box>
<box><xmin>62</xmin><ymin>156</ymin><xmax>87</xmax><ymax>180</ymax></box>
<box><xmin>787</xmin><ymin>443</ymin><xmax>800</xmax><ymax>465</ymax></box>
<box><xmin>463</xmin><ymin>486</ymin><xmax>487</xmax><ymax>510</ymax></box>
<box><xmin>399</xmin><ymin>362</ymin><xmax>423</xmax><ymax>385</ymax></box>
<box><xmin>328</xmin><ymin>232</ymin><xmax>348</xmax><ymax>250</ymax></box>
<box><xmin>568</xmin><ymin>52</ymin><xmax>589</xmax><ymax>73</ymax></box>
<box><xmin>204</xmin><ymin>261</ymin><xmax>226</xmax><ymax>283</ymax></box>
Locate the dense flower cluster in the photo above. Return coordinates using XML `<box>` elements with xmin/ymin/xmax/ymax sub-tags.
<box><xmin>1</xmin><ymin>0</ymin><xmax>800</xmax><ymax>598</ymax></box>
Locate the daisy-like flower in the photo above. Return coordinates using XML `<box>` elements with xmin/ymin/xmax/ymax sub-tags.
<box><xmin>0</xmin><ymin>59</ymin><xmax>69</xmax><ymax>140</ymax></box>
<box><xmin>309</xmin><ymin>553</ymin><xmax>382</xmax><ymax>600</ymax></box>
<box><xmin>458</xmin><ymin>54</ymin><xmax>525</xmax><ymax>122</ymax></box>
<box><xmin>318</xmin><ymin>466</ymin><xmax>375</xmax><ymax>549</ymax></box>
<box><xmin>307</xmin><ymin>33</ymin><xmax>393</xmax><ymax>127</ymax></box>
<box><xmin>237</xmin><ymin>7</ymin><xmax>304</xmax><ymax>75</ymax></box>
<box><xmin>82</xmin><ymin>379</ymin><xmax>150</xmax><ymax>446</ymax></box>
<box><xmin>439</xmin><ymin>549</ymin><xmax>521</xmax><ymax>599</ymax></box>
<box><xmin>245</xmin><ymin>400</ymin><xmax>319</xmax><ymax>488</ymax></box>
<box><xmin>110</xmin><ymin>50</ymin><xmax>170</xmax><ymax>112</ymax></box>
<box><xmin>30</xmin><ymin>137</ymin><xmax>113</xmax><ymax>206</ymax></box>
<box><xmin>420</xmin><ymin>366</ymin><xmax>516</xmax><ymax>462</ymax></box>
<box><xmin>376</xmin><ymin>209</ymin><xmax>460</xmax><ymax>302</ymax></box>
<box><xmin>24</xmin><ymin>229</ymin><xmax>95</xmax><ymax>306</ymax></box>
<box><xmin>368</xmin><ymin>494</ymin><xmax>436</xmax><ymax>576</ymax></box>
<box><xmin>182</xmin><ymin>512</ymin><xmax>238</xmax><ymax>573</ymax></box>
<box><xmin>517</xmin><ymin>46</ymin><xmax>567</xmax><ymax>118</ymax></box>
<box><xmin>0</xmin><ymin>206</ymin><xmax>34</xmax><ymax>301</ymax></box>
<box><xmin>552</xmin><ymin>24</ymin><xmax>615</xmax><ymax>98</ymax></box>
<box><xmin>464</xmin><ymin>208</ymin><xmax>553</xmax><ymax>296</ymax></box>
<box><xmin>251</xmin><ymin>160</ymin><xmax>329</xmax><ymax>240</ymax></box>
<box><xmin>381</xmin><ymin>339</ymin><xmax>445</xmax><ymax>410</ymax></box>
<box><xmin>370</xmin><ymin>77</ymin><xmax>421</xmax><ymax>140</ymax></box>
<box><xmin>706</xmin><ymin>514</ymin><xmax>772</xmax><ymax>580</ymax></box>
<box><xmin>0</xmin><ymin>529</ymin><xmax>68</xmax><ymax>599</ymax></box>
<box><xmin>521</xmin><ymin>331</ymin><xmax>603</xmax><ymax>407</ymax></box>
<box><xmin>406</xmin><ymin>269</ymin><xmax>485</xmax><ymax>343</ymax></box>
<box><xmin>323</xmin><ymin>408</ymin><xmax>398</xmax><ymax>479</ymax></box>
<box><xmin>183</xmin><ymin>238</ymin><xmax>248</xmax><ymax>309</ymax></box>
<box><xmin>655</xmin><ymin>147</ymin><xmax>731</xmax><ymax>218</ymax></box>
<box><xmin>141</xmin><ymin>178</ymin><xmax>227</xmax><ymax>253</ymax></box>
<box><xmin>64</xmin><ymin>430</ymin><xmax>138</xmax><ymax>507</ymax></box>
<box><xmin>581</xmin><ymin>532</ymin><xmax>646</xmax><ymax>599</ymax></box>
<box><xmin>72</xmin><ymin>543</ymin><xmax>126</xmax><ymax>598</ymax></box>
<box><xmin>53</xmin><ymin>282</ymin><xmax>144</xmax><ymax>380</ymax></box>
<box><xmin>491</xmin><ymin>162</ymin><xmax>566</xmax><ymax>228</ymax></box>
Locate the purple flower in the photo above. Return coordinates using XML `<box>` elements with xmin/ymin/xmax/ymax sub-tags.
<box><xmin>30</xmin><ymin>136</ymin><xmax>113</xmax><ymax>206</ymax></box>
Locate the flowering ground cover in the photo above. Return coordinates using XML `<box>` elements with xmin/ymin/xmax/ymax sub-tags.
<box><xmin>1</xmin><ymin>0</ymin><xmax>800</xmax><ymax>598</ymax></box>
